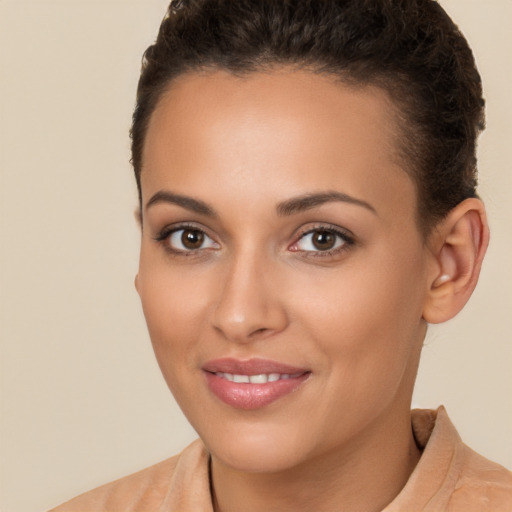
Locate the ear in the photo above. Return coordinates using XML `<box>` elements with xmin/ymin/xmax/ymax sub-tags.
<box><xmin>134</xmin><ymin>208</ymin><xmax>142</xmax><ymax>229</ymax></box>
<box><xmin>134</xmin><ymin>208</ymin><xmax>142</xmax><ymax>295</ymax></box>
<box><xmin>422</xmin><ymin>198</ymin><xmax>489</xmax><ymax>324</ymax></box>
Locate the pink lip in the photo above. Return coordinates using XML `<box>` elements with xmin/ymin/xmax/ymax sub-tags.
<box><xmin>202</xmin><ymin>358</ymin><xmax>311</xmax><ymax>410</ymax></box>
<box><xmin>203</xmin><ymin>358</ymin><xmax>308</xmax><ymax>375</ymax></box>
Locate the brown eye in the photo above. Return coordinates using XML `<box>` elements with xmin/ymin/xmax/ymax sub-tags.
<box><xmin>311</xmin><ymin>230</ymin><xmax>336</xmax><ymax>250</ymax></box>
<box><xmin>182</xmin><ymin>229</ymin><xmax>204</xmax><ymax>249</ymax></box>
<box><xmin>165</xmin><ymin>227</ymin><xmax>219</xmax><ymax>252</ymax></box>
<box><xmin>291</xmin><ymin>227</ymin><xmax>351</xmax><ymax>254</ymax></box>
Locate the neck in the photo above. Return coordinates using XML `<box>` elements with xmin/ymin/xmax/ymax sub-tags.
<box><xmin>211</xmin><ymin>408</ymin><xmax>421</xmax><ymax>512</ymax></box>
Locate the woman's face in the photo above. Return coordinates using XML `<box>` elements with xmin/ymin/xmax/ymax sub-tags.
<box><xmin>136</xmin><ymin>69</ymin><xmax>435</xmax><ymax>473</ymax></box>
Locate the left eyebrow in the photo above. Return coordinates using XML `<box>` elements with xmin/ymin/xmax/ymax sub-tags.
<box><xmin>276</xmin><ymin>191</ymin><xmax>377</xmax><ymax>216</ymax></box>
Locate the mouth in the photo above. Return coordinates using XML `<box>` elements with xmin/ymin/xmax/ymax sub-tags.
<box><xmin>202</xmin><ymin>358</ymin><xmax>311</xmax><ymax>410</ymax></box>
<box><xmin>212</xmin><ymin>371</ymin><xmax>305</xmax><ymax>384</ymax></box>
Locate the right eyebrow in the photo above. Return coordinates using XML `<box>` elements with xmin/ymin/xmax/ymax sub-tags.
<box><xmin>145</xmin><ymin>190</ymin><xmax>217</xmax><ymax>217</ymax></box>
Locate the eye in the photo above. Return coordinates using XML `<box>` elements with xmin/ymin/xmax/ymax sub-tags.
<box><xmin>156</xmin><ymin>226</ymin><xmax>219</xmax><ymax>253</ymax></box>
<box><xmin>290</xmin><ymin>228</ymin><xmax>353</xmax><ymax>254</ymax></box>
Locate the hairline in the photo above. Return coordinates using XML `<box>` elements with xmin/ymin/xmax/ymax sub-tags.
<box><xmin>135</xmin><ymin>63</ymin><xmax>438</xmax><ymax>238</ymax></box>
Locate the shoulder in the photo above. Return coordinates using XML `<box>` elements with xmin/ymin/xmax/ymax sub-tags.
<box><xmin>48</xmin><ymin>439</ymin><xmax>209</xmax><ymax>512</ymax></box>
<box><xmin>448</xmin><ymin>443</ymin><xmax>512</xmax><ymax>511</ymax></box>
<box><xmin>408</xmin><ymin>407</ymin><xmax>512</xmax><ymax>511</ymax></box>
<box><xmin>48</xmin><ymin>456</ymin><xmax>181</xmax><ymax>512</ymax></box>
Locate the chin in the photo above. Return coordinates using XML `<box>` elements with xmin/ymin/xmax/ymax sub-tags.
<box><xmin>201</xmin><ymin>421</ymin><xmax>311</xmax><ymax>474</ymax></box>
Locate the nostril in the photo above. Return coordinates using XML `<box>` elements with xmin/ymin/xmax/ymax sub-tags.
<box><xmin>249</xmin><ymin>327</ymin><xmax>271</xmax><ymax>338</ymax></box>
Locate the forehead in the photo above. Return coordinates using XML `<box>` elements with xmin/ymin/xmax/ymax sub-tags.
<box><xmin>141</xmin><ymin>69</ymin><xmax>416</xmax><ymax>221</ymax></box>
<box><xmin>144</xmin><ymin>68</ymin><xmax>399</xmax><ymax>166</ymax></box>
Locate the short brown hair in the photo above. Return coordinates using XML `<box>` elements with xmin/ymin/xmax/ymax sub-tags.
<box><xmin>131</xmin><ymin>0</ymin><xmax>485</xmax><ymax>231</ymax></box>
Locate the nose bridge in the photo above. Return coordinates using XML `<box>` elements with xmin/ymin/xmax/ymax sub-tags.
<box><xmin>211</xmin><ymin>244</ymin><xmax>287</xmax><ymax>342</ymax></box>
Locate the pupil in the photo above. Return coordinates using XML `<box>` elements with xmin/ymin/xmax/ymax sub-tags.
<box><xmin>182</xmin><ymin>229</ymin><xmax>204</xmax><ymax>249</ymax></box>
<box><xmin>313</xmin><ymin>230</ymin><xmax>335</xmax><ymax>250</ymax></box>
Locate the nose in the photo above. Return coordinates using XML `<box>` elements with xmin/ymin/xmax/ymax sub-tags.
<box><xmin>211</xmin><ymin>249</ymin><xmax>289</xmax><ymax>343</ymax></box>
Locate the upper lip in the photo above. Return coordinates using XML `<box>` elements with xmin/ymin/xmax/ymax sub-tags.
<box><xmin>202</xmin><ymin>358</ymin><xmax>309</xmax><ymax>376</ymax></box>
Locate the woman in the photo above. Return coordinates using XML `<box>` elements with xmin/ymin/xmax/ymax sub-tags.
<box><xmin>50</xmin><ymin>0</ymin><xmax>512</xmax><ymax>510</ymax></box>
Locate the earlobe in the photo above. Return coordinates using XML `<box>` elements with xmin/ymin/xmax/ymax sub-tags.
<box><xmin>422</xmin><ymin>198</ymin><xmax>489</xmax><ymax>324</ymax></box>
<box><xmin>432</xmin><ymin>274</ymin><xmax>451</xmax><ymax>287</ymax></box>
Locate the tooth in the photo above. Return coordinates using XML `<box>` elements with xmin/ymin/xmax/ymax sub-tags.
<box><xmin>281</xmin><ymin>374</ymin><xmax>290</xmax><ymax>380</ymax></box>
<box><xmin>249</xmin><ymin>374</ymin><xmax>268</xmax><ymax>384</ymax></box>
<box><xmin>268</xmin><ymin>373</ymin><xmax>280</xmax><ymax>382</ymax></box>
<box><xmin>233</xmin><ymin>374</ymin><xmax>250</xmax><ymax>383</ymax></box>
<box><xmin>224</xmin><ymin>373</ymin><xmax>234</xmax><ymax>382</ymax></box>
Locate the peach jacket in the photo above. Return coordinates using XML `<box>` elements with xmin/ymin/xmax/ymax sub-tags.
<box><xmin>49</xmin><ymin>407</ymin><xmax>512</xmax><ymax>511</ymax></box>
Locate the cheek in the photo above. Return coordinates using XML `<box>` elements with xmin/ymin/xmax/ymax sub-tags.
<box><xmin>299</xmin><ymin>259</ymin><xmax>425</xmax><ymax>338</ymax></box>
<box><xmin>294</xmin><ymin>245</ymin><xmax>427</xmax><ymax>389</ymax></box>
<box><xmin>137</xmin><ymin>251</ymin><xmax>213</xmax><ymax>375</ymax></box>
<box><xmin>140</xmin><ymin>280</ymin><xmax>199</xmax><ymax>343</ymax></box>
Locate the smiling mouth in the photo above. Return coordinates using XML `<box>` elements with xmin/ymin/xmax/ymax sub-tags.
<box><xmin>203</xmin><ymin>359</ymin><xmax>311</xmax><ymax>409</ymax></box>
<box><xmin>212</xmin><ymin>372</ymin><xmax>305</xmax><ymax>384</ymax></box>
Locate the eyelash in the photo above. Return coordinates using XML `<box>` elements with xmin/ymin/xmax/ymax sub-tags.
<box><xmin>290</xmin><ymin>225</ymin><xmax>355</xmax><ymax>258</ymax></box>
<box><xmin>153</xmin><ymin>223</ymin><xmax>218</xmax><ymax>256</ymax></box>
<box><xmin>153</xmin><ymin>223</ymin><xmax>355</xmax><ymax>258</ymax></box>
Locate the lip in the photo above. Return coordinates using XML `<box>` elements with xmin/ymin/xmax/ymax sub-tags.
<box><xmin>203</xmin><ymin>358</ymin><xmax>308</xmax><ymax>375</ymax></box>
<box><xmin>202</xmin><ymin>358</ymin><xmax>311</xmax><ymax>410</ymax></box>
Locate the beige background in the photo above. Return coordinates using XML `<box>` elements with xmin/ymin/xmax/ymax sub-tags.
<box><xmin>0</xmin><ymin>1</ymin><xmax>510</xmax><ymax>511</ymax></box>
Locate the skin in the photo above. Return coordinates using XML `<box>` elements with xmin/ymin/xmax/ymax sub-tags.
<box><xmin>135</xmin><ymin>69</ymin><xmax>488</xmax><ymax>512</ymax></box>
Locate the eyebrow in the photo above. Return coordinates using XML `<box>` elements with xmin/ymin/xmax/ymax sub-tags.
<box><xmin>276</xmin><ymin>191</ymin><xmax>377</xmax><ymax>216</ymax></box>
<box><xmin>145</xmin><ymin>191</ymin><xmax>217</xmax><ymax>217</ymax></box>
<box><xmin>145</xmin><ymin>189</ymin><xmax>377</xmax><ymax>218</ymax></box>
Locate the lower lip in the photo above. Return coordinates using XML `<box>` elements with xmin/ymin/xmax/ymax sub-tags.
<box><xmin>204</xmin><ymin>372</ymin><xmax>310</xmax><ymax>410</ymax></box>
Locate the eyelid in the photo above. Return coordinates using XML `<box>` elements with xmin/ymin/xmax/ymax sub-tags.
<box><xmin>288</xmin><ymin>224</ymin><xmax>355</xmax><ymax>255</ymax></box>
<box><xmin>153</xmin><ymin>222</ymin><xmax>220</xmax><ymax>253</ymax></box>
<box><xmin>153</xmin><ymin>221</ymin><xmax>355</xmax><ymax>258</ymax></box>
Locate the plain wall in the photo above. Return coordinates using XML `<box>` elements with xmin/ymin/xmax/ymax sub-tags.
<box><xmin>0</xmin><ymin>1</ymin><xmax>510</xmax><ymax>511</ymax></box>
